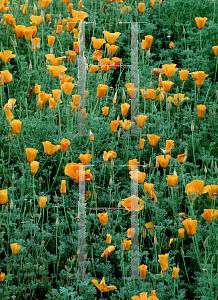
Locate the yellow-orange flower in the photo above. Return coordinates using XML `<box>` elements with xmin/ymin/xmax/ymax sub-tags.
<box><xmin>39</xmin><ymin>197</ymin><xmax>47</xmax><ymax>208</ymax></box>
<box><xmin>0</xmin><ymin>272</ymin><xmax>5</xmax><ymax>282</ymax></box>
<box><xmin>91</xmin><ymin>277</ymin><xmax>117</xmax><ymax>292</ymax></box>
<box><xmin>197</xmin><ymin>104</ymin><xmax>206</xmax><ymax>119</ymax></box>
<box><xmin>162</xmin><ymin>81</ymin><xmax>174</xmax><ymax>92</ymax></box>
<box><xmin>182</xmin><ymin>218</ymin><xmax>197</xmax><ymax>236</ymax></box>
<box><xmin>47</xmin><ymin>35</ymin><xmax>55</xmax><ymax>46</ymax></box>
<box><xmin>186</xmin><ymin>179</ymin><xmax>207</xmax><ymax>202</ymax></box>
<box><xmin>129</xmin><ymin>169</ymin><xmax>146</xmax><ymax>183</ymax></box>
<box><xmin>156</xmin><ymin>155</ymin><xmax>171</xmax><ymax>169</ymax></box>
<box><xmin>103</xmin><ymin>31</ymin><xmax>121</xmax><ymax>45</ymax></box>
<box><xmin>158</xmin><ymin>253</ymin><xmax>169</xmax><ymax>271</ymax></box>
<box><xmin>178</xmin><ymin>228</ymin><xmax>185</xmax><ymax>239</ymax></box>
<box><xmin>195</xmin><ymin>17</ymin><xmax>207</xmax><ymax>29</ymax></box>
<box><xmin>133</xmin><ymin>115</ymin><xmax>147</xmax><ymax>128</ymax></box>
<box><xmin>166</xmin><ymin>175</ymin><xmax>178</xmax><ymax>187</ymax></box>
<box><xmin>121</xmin><ymin>103</ymin><xmax>130</xmax><ymax>117</ymax></box>
<box><xmin>172</xmin><ymin>267</ymin><xmax>180</xmax><ymax>279</ymax></box>
<box><xmin>25</xmin><ymin>148</ymin><xmax>38</xmax><ymax>162</ymax></box>
<box><xmin>128</xmin><ymin>159</ymin><xmax>139</xmax><ymax>171</ymax></box>
<box><xmin>106</xmin><ymin>234</ymin><xmax>112</xmax><ymax>244</ymax></box>
<box><xmin>0</xmin><ymin>189</ymin><xmax>8</xmax><ymax>205</ymax></box>
<box><xmin>102</xmin><ymin>106</ymin><xmax>109</xmax><ymax>116</ymax></box>
<box><xmin>177</xmin><ymin>153</ymin><xmax>187</xmax><ymax>164</ymax></box>
<box><xmin>195</xmin><ymin>71</ymin><xmax>208</xmax><ymax>88</ymax></box>
<box><xmin>47</xmin><ymin>65</ymin><xmax>67</xmax><ymax>78</ymax></box>
<box><xmin>42</xmin><ymin>141</ymin><xmax>60</xmax><ymax>156</ymax></box>
<box><xmin>141</xmin><ymin>35</ymin><xmax>153</xmax><ymax>50</ymax></box>
<box><xmin>78</xmin><ymin>153</ymin><xmax>92</xmax><ymax>165</ymax></box>
<box><xmin>10</xmin><ymin>119</ymin><xmax>22</xmax><ymax>135</ymax></box>
<box><xmin>139</xmin><ymin>138</ymin><xmax>145</xmax><ymax>150</ymax></box>
<box><xmin>31</xmin><ymin>161</ymin><xmax>40</xmax><ymax>175</ymax></box>
<box><xmin>147</xmin><ymin>134</ymin><xmax>160</xmax><ymax>147</ymax></box>
<box><xmin>144</xmin><ymin>183</ymin><xmax>155</xmax><ymax>199</ymax></box>
<box><xmin>0</xmin><ymin>50</ymin><xmax>16</xmax><ymax>63</ymax></box>
<box><xmin>97</xmin><ymin>212</ymin><xmax>108</xmax><ymax>225</ymax></box>
<box><xmin>201</xmin><ymin>209</ymin><xmax>218</xmax><ymax>222</ymax></box>
<box><xmin>60</xmin><ymin>138</ymin><xmax>71</xmax><ymax>152</ymax></box>
<box><xmin>91</xmin><ymin>37</ymin><xmax>105</xmax><ymax>50</ymax></box>
<box><xmin>60</xmin><ymin>180</ymin><xmax>66</xmax><ymax>194</ymax></box>
<box><xmin>10</xmin><ymin>243</ymin><xmax>22</xmax><ymax>255</ymax></box>
<box><xmin>121</xmin><ymin>195</ymin><xmax>144</xmax><ymax>212</ymax></box>
<box><xmin>96</xmin><ymin>84</ymin><xmax>108</xmax><ymax>98</ymax></box>
<box><xmin>212</xmin><ymin>46</ymin><xmax>218</xmax><ymax>56</ymax></box>
<box><xmin>110</xmin><ymin>120</ymin><xmax>119</xmax><ymax>133</ymax></box>
<box><xmin>139</xmin><ymin>264</ymin><xmax>148</xmax><ymax>278</ymax></box>
<box><xmin>179</xmin><ymin>70</ymin><xmax>189</xmax><ymax>82</ymax></box>
<box><xmin>138</xmin><ymin>3</ymin><xmax>145</xmax><ymax>13</ymax></box>
<box><xmin>162</xmin><ymin>64</ymin><xmax>178</xmax><ymax>79</ymax></box>
<box><xmin>100</xmin><ymin>246</ymin><xmax>115</xmax><ymax>258</ymax></box>
<box><xmin>123</xmin><ymin>239</ymin><xmax>131</xmax><ymax>251</ymax></box>
<box><xmin>203</xmin><ymin>185</ymin><xmax>218</xmax><ymax>200</ymax></box>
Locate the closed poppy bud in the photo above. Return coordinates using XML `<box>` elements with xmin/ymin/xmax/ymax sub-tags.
<box><xmin>25</xmin><ymin>148</ymin><xmax>38</xmax><ymax>162</ymax></box>
<box><xmin>30</xmin><ymin>161</ymin><xmax>40</xmax><ymax>175</ymax></box>
<box><xmin>147</xmin><ymin>134</ymin><xmax>160</xmax><ymax>147</ymax></box>
<box><xmin>162</xmin><ymin>81</ymin><xmax>174</xmax><ymax>92</ymax></box>
<box><xmin>0</xmin><ymin>272</ymin><xmax>5</xmax><ymax>282</ymax></box>
<box><xmin>101</xmin><ymin>245</ymin><xmax>115</xmax><ymax>257</ymax></box>
<box><xmin>102</xmin><ymin>106</ymin><xmax>109</xmax><ymax>116</ymax></box>
<box><xmin>179</xmin><ymin>70</ymin><xmax>189</xmax><ymax>82</ymax></box>
<box><xmin>158</xmin><ymin>253</ymin><xmax>169</xmax><ymax>271</ymax></box>
<box><xmin>42</xmin><ymin>141</ymin><xmax>60</xmax><ymax>156</ymax></box>
<box><xmin>39</xmin><ymin>197</ymin><xmax>47</xmax><ymax>208</ymax></box>
<box><xmin>96</xmin><ymin>84</ymin><xmax>108</xmax><ymax>98</ymax></box>
<box><xmin>123</xmin><ymin>239</ymin><xmax>131</xmax><ymax>251</ymax></box>
<box><xmin>121</xmin><ymin>103</ymin><xmax>130</xmax><ymax>117</ymax></box>
<box><xmin>49</xmin><ymin>98</ymin><xmax>56</xmax><ymax>110</ymax></box>
<box><xmin>166</xmin><ymin>175</ymin><xmax>178</xmax><ymax>187</ymax></box>
<box><xmin>89</xmin><ymin>65</ymin><xmax>99</xmax><ymax>73</ymax></box>
<box><xmin>78</xmin><ymin>0</ymin><xmax>82</xmax><ymax>8</ymax></box>
<box><xmin>110</xmin><ymin>120</ymin><xmax>119</xmax><ymax>133</ymax></box>
<box><xmin>60</xmin><ymin>180</ymin><xmax>66</xmax><ymax>194</ymax></box>
<box><xmin>106</xmin><ymin>233</ymin><xmax>112</xmax><ymax>244</ymax></box>
<box><xmin>178</xmin><ymin>228</ymin><xmax>185</xmax><ymax>239</ymax></box>
<box><xmin>47</xmin><ymin>35</ymin><xmax>55</xmax><ymax>46</ymax></box>
<box><xmin>182</xmin><ymin>218</ymin><xmax>197</xmax><ymax>236</ymax></box>
<box><xmin>139</xmin><ymin>138</ymin><xmax>145</xmax><ymax>150</ymax></box>
<box><xmin>0</xmin><ymin>189</ymin><xmax>8</xmax><ymax>205</ymax></box>
<box><xmin>10</xmin><ymin>119</ymin><xmax>22</xmax><ymax>135</ymax></box>
<box><xmin>67</xmin><ymin>3</ymin><xmax>73</xmax><ymax>13</ymax></box>
<box><xmin>60</xmin><ymin>138</ymin><xmax>71</xmax><ymax>152</ymax></box>
<box><xmin>195</xmin><ymin>17</ymin><xmax>207</xmax><ymax>29</ymax></box>
<box><xmin>197</xmin><ymin>104</ymin><xmax>206</xmax><ymax>119</ymax></box>
<box><xmin>139</xmin><ymin>264</ymin><xmax>148</xmax><ymax>278</ymax></box>
<box><xmin>172</xmin><ymin>267</ymin><xmax>180</xmax><ymax>279</ymax></box>
<box><xmin>10</xmin><ymin>243</ymin><xmax>22</xmax><ymax>255</ymax></box>
<box><xmin>78</xmin><ymin>153</ymin><xmax>92</xmax><ymax>165</ymax></box>
<box><xmin>103</xmin><ymin>31</ymin><xmax>121</xmax><ymax>45</ymax></box>
<box><xmin>97</xmin><ymin>212</ymin><xmax>108</xmax><ymax>225</ymax></box>
<box><xmin>138</xmin><ymin>3</ymin><xmax>145</xmax><ymax>13</ymax></box>
<box><xmin>156</xmin><ymin>155</ymin><xmax>171</xmax><ymax>169</ymax></box>
<box><xmin>23</xmin><ymin>6</ymin><xmax>27</xmax><ymax>15</ymax></box>
<box><xmin>56</xmin><ymin>25</ymin><xmax>62</xmax><ymax>35</ymax></box>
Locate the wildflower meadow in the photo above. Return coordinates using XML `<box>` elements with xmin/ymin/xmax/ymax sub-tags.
<box><xmin>0</xmin><ymin>0</ymin><xmax>218</xmax><ymax>299</ymax></box>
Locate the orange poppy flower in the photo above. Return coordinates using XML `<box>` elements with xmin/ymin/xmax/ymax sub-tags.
<box><xmin>71</xmin><ymin>10</ymin><xmax>89</xmax><ymax>22</ymax></box>
<box><xmin>96</xmin><ymin>84</ymin><xmax>108</xmax><ymax>98</ymax></box>
<box><xmin>25</xmin><ymin>148</ymin><xmax>38</xmax><ymax>162</ymax></box>
<box><xmin>186</xmin><ymin>179</ymin><xmax>207</xmax><ymax>202</ymax></box>
<box><xmin>78</xmin><ymin>153</ymin><xmax>92</xmax><ymax>165</ymax></box>
<box><xmin>139</xmin><ymin>264</ymin><xmax>148</xmax><ymax>278</ymax></box>
<box><xmin>60</xmin><ymin>138</ymin><xmax>71</xmax><ymax>152</ymax></box>
<box><xmin>182</xmin><ymin>218</ymin><xmax>197</xmax><ymax>236</ymax></box>
<box><xmin>60</xmin><ymin>180</ymin><xmax>66</xmax><ymax>194</ymax></box>
<box><xmin>121</xmin><ymin>195</ymin><xmax>144</xmax><ymax>212</ymax></box>
<box><xmin>212</xmin><ymin>46</ymin><xmax>218</xmax><ymax>56</ymax></box>
<box><xmin>89</xmin><ymin>65</ymin><xmax>99</xmax><ymax>73</ymax></box>
<box><xmin>102</xmin><ymin>106</ymin><xmax>109</xmax><ymax>116</ymax></box>
<box><xmin>162</xmin><ymin>81</ymin><xmax>174</xmax><ymax>92</ymax></box>
<box><xmin>179</xmin><ymin>70</ymin><xmax>189</xmax><ymax>82</ymax></box>
<box><xmin>133</xmin><ymin>115</ymin><xmax>147</xmax><ymax>128</ymax></box>
<box><xmin>138</xmin><ymin>3</ymin><xmax>145</xmax><ymax>13</ymax></box>
<box><xmin>65</xmin><ymin>50</ymin><xmax>77</xmax><ymax>63</ymax></box>
<box><xmin>10</xmin><ymin>243</ymin><xmax>22</xmax><ymax>255</ymax></box>
<box><xmin>61</xmin><ymin>82</ymin><xmax>74</xmax><ymax>95</ymax></box>
<box><xmin>147</xmin><ymin>134</ymin><xmax>160</xmax><ymax>147</ymax></box>
<box><xmin>0</xmin><ymin>189</ymin><xmax>8</xmax><ymax>205</ymax></box>
<box><xmin>123</xmin><ymin>239</ymin><xmax>131</xmax><ymax>251</ymax></box>
<box><xmin>97</xmin><ymin>212</ymin><xmax>108</xmax><ymax>225</ymax></box>
<box><xmin>47</xmin><ymin>65</ymin><xmax>67</xmax><ymax>78</ymax></box>
<box><xmin>197</xmin><ymin>104</ymin><xmax>206</xmax><ymax>119</ymax></box>
<box><xmin>45</xmin><ymin>54</ymin><xmax>66</xmax><ymax>66</ymax></box>
<box><xmin>0</xmin><ymin>70</ymin><xmax>13</xmax><ymax>84</ymax></box>
<box><xmin>166</xmin><ymin>175</ymin><xmax>178</xmax><ymax>187</ymax></box>
<box><xmin>121</xmin><ymin>103</ymin><xmax>130</xmax><ymax>116</ymax></box>
<box><xmin>168</xmin><ymin>94</ymin><xmax>189</xmax><ymax>107</ymax></box>
<box><xmin>0</xmin><ymin>50</ymin><xmax>16</xmax><ymax>63</ymax></box>
<box><xmin>30</xmin><ymin>15</ymin><xmax>42</xmax><ymax>26</ymax></box>
<box><xmin>42</xmin><ymin>141</ymin><xmax>60</xmax><ymax>156</ymax></box>
<box><xmin>31</xmin><ymin>161</ymin><xmax>40</xmax><ymax>175</ymax></box>
<box><xmin>141</xmin><ymin>35</ymin><xmax>153</xmax><ymax>50</ymax></box>
<box><xmin>119</xmin><ymin>119</ymin><xmax>131</xmax><ymax>131</ymax></box>
<box><xmin>129</xmin><ymin>169</ymin><xmax>146</xmax><ymax>183</ymax></box>
<box><xmin>195</xmin><ymin>71</ymin><xmax>208</xmax><ymax>88</ymax></box>
<box><xmin>103</xmin><ymin>31</ymin><xmax>121</xmax><ymax>45</ymax></box>
<box><xmin>91</xmin><ymin>37</ymin><xmax>105</xmax><ymax>50</ymax></box>
<box><xmin>162</xmin><ymin>64</ymin><xmax>178</xmax><ymax>79</ymax></box>
<box><xmin>106</xmin><ymin>43</ymin><xmax>119</xmax><ymax>56</ymax></box>
<box><xmin>195</xmin><ymin>17</ymin><xmax>207</xmax><ymax>29</ymax></box>
<box><xmin>177</xmin><ymin>153</ymin><xmax>187</xmax><ymax>164</ymax></box>
<box><xmin>158</xmin><ymin>253</ymin><xmax>169</xmax><ymax>271</ymax></box>
<box><xmin>100</xmin><ymin>58</ymin><xmax>114</xmax><ymax>72</ymax></box>
<box><xmin>128</xmin><ymin>159</ymin><xmax>139</xmax><ymax>171</ymax></box>
<box><xmin>139</xmin><ymin>138</ymin><xmax>145</xmax><ymax>150</ymax></box>
<box><xmin>91</xmin><ymin>277</ymin><xmax>117</xmax><ymax>291</ymax></box>
<box><xmin>201</xmin><ymin>209</ymin><xmax>218</xmax><ymax>222</ymax></box>
<box><xmin>156</xmin><ymin>155</ymin><xmax>171</xmax><ymax>169</ymax></box>
<box><xmin>144</xmin><ymin>183</ymin><xmax>155</xmax><ymax>199</ymax></box>
<box><xmin>10</xmin><ymin>119</ymin><xmax>22</xmax><ymax>135</ymax></box>
<box><xmin>172</xmin><ymin>267</ymin><xmax>180</xmax><ymax>279</ymax></box>
<box><xmin>178</xmin><ymin>228</ymin><xmax>185</xmax><ymax>239</ymax></box>
<box><xmin>203</xmin><ymin>185</ymin><xmax>218</xmax><ymax>200</ymax></box>
<box><xmin>110</xmin><ymin>120</ymin><xmax>119</xmax><ymax>133</ymax></box>
<box><xmin>47</xmin><ymin>35</ymin><xmax>55</xmax><ymax>46</ymax></box>
<box><xmin>39</xmin><ymin>197</ymin><xmax>47</xmax><ymax>208</ymax></box>
<box><xmin>14</xmin><ymin>25</ymin><xmax>26</xmax><ymax>38</ymax></box>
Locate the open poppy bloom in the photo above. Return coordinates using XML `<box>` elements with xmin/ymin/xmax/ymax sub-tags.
<box><xmin>147</xmin><ymin>134</ymin><xmax>160</xmax><ymax>147</ymax></box>
<box><xmin>195</xmin><ymin>17</ymin><xmax>207</xmax><ymax>29</ymax></box>
<box><xmin>182</xmin><ymin>218</ymin><xmax>197</xmax><ymax>236</ymax></box>
<box><xmin>96</xmin><ymin>84</ymin><xmax>108</xmax><ymax>98</ymax></box>
<box><xmin>133</xmin><ymin>115</ymin><xmax>147</xmax><ymax>128</ymax></box>
<box><xmin>162</xmin><ymin>64</ymin><xmax>178</xmax><ymax>78</ymax></box>
<box><xmin>45</xmin><ymin>54</ymin><xmax>66</xmax><ymax>66</ymax></box>
<box><xmin>162</xmin><ymin>81</ymin><xmax>174</xmax><ymax>93</ymax></box>
<box><xmin>30</xmin><ymin>15</ymin><xmax>42</xmax><ymax>26</ymax></box>
<box><xmin>47</xmin><ymin>65</ymin><xmax>67</xmax><ymax>78</ymax></box>
<box><xmin>71</xmin><ymin>10</ymin><xmax>89</xmax><ymax>21</ymax></box>
<box><xmin>195</xmin><ymin>71</ymin><xmax>208</xmax><ymax>88</ymax></box>
<box><xmin>129</xmin><ymin>169</ymin><xmax>146</xmax><ymax>183</ymax></box>
<box><xmin>202</xmin><ymin>184</ymin><xmax>218</xmax><ymax>200</ymax></box>
<box><xmin>201</xmin><ymin>209</ymin><xmax>218</xmax><ymax>222</ymax></box>
<box><xmin>0</xmin><ymin>70</ymin><xmax>13</xmax><ymax>85</ymax></box>
<box><xmin>101</xmin><ymin>246</ymin><xmax>116</xmax><ymax>258</ymax></box>
<box><xmin>91</xmin><ymin>37</ymin><xmax>105</xmax><ymax>50</ymax></box>
<box><xmin>64</xmin><ymin>162</ymin><xmax>92</xmax><ymax>182</ymax></box>
<box><xmin>144</xmin><ymin>183</ymin><xmax>155</xmax><ymax>199</ymax></box>
<box><xmin>42</xmin><ymin>141</ymin><xmax>60</xmax><ymax>156</ymax></box>
<box><xmin>122</xmin><ymin>239</ymin><xmax>131</xmax><ymax>251</ymax></box>
<box><xmin>156</xmin><ymin>155</ymin><xmax>171</xmax><ymax>169</ymax></box>
<box><xmin>185</xmin><ymin>179</ymin><xmax>207</xmax><ymax>202</ymax></box>
<box><xmin>168</xmin><ymin>94</ymin><xmax>189</xmax><ymax>107</ymax></box>
<box><xmin>89</xmin><ymin>65</ymin><xmax>99</xmax><ymax>73</ymax></box>
<box><xmin>14</xmin><ymin>25</ymin><xmax>26</xmax><ymax>38</ymax></box>
<box><xmin>166</xmin><ymin>175</ymin><xmax>178</xmax><ymax>187</ymax></box>
<box><xmin>100</xmin><ymin>58</ymin><xmax>115</xmax><ymax>72</ymax></box>
<box><xmin>119</xmin><ymin>119</ymin><xmax>131</xmax><ymax>131</ymax></box>
<box><xmin>161</xmin><ymin>140</ymin><xmax>174</xmax><ymax>154</ymax></box>
<box><xmin>121</xmin><ymin>195</ymin><xmax>144</xmax><ymax>212</ymax></box>
<box><xmin>103</xmin><ymin>31</ymin><xmax>121</xmax><ymax>45</ymax></box>
<box><xmin>158</xmin><ymin>253</ymin><xmax>169</xmax><ymax>271</ymax></box>
<box><xmin>0</xmin><ymin>50</ymin><xmax>16</xmax><ymax>63</ymax></box>
<box><xmin>78</xmin><ymin>153</ymin><xmax>92</xmax><ymax>165</ymax></box>
<box><xmin>92</xmin><ymin>277</ymin><xmax>117</xmax><ymax>292</ymax></box>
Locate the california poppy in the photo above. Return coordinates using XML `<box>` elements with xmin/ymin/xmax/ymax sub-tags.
<box><xmin>78</xmin><ymin>153</ymin><xmax>92</xmax><ymax>165</ymax></box>
<box><xmin>166</xmin><ymin>175</ymin><xmax>178</xmax><ymax>187</ymax></box>
<box><xmin>91</xmin><ymin>277</ymin><xmax>117</xmax><ymax>292</ymax></box>
<box><xmin>168</xmin><ymin>94</ymin><xmax>189</xmax><ymax>107</ymax></box>
<box><xmin>162</xmin><ymin>64</ymin><xmax>178</xmax><ymax>78</ymax></box>
<box><xmin>61</xmin><ymin>82</ymin><xmax>74</xmax><ymax>95</ymax></box>
<box><xmin>47</xmin><ymin>65</ymin><xmax>67</xmax><ymax>78</ymax></box>
<box><xmin>60</xmin><ymin>138</ymin><xmax>71</xmax><ymax>152</ymax></box>
<box><xmin>89</xmin><ymin>65</ymin><xmax>99</xmax><ymax>73</ymax></box>
<box><xmin>212</xmin><ymin>46</ymin><xmax>218</xmax><ymax>56</ymax></box>
<box><xmin>91</xmin><ymin>37</ymin><xmax>105</xmax><ymax>50</ymax></box>
<box><xmin>103</xmin><ymin>31</ymin><xmax>121</xmax><ymax>45</ymax></box>
<box><xmin>60</xmin><ymin>180</ymin><xmax>66</xmax><ymax>194</ymax></box>
<box><xmin>65</xmin><ymin>162</ymin><xmax>92</xmax><ymax>182</ymax></box>
<box><xmin>182</xmin><ymin>218</ymin><xmax>197</xmax><ymax>236</ymax></box>
<box><xmin>119</xmin><ymin>119</ymin><xmax>131</xmax><ymax>131</ymax></box>
<box><xmin>129</xmin><ymin>169</ymin><xmax>146</xmax><ymax>183</ymax></box>
<box><xmin>122</xmin><ymin>239</ymin><xmax>131</xmax><ymax>251</ymax></box>
<box><xmin>42</xmin><ymin>141</ymin><xmax>60</xmax><ymax>155</ymax></box>
<box><xmin>14</xmin><ymin>25</ymin><xmax>26</xmax><ymax>39</ymax></box>
<box><xmin>139</xmin><ymin>264</ymin><xmax>148</xmax><ymax>278</ymax></box>
<box><xmin>0</xmin><ymin>70</ymin><xmax>13</xmax><ymax>84</ymax></box>
<box><xmin>110</xmin><ymin>120</ymin><xmax>119</xmax><ymax>133</ymax></box>
<box><xmin>129</xmin><ymin>158</ymin><xmax>139</xmax><ymax>171</ymax></box>
<box><xmin>10</xmin><ymin>119</ymin><xmax>22</xmax><ymax>135</ymax></box>
<box><xmin>145</xmin><ymin>221</ymin><xmax>155</xmax><ymax>235</ymax></box>
<box><xmin>126</xmin><ymin>228</ymin><xmax>136</xmax><ymax>239</ymax></box>
<box><xmin>138</xmin><ymin>3</ymin><xmax>145</xmax><ymax>13</ymax></box>
<box><xmin>156</xmin><ymin>155</ymin><xmax>171</xmax><ymax>169</ymax></box>
<box><xmin>134</xmin><ymin>115</ymin><xmax>147</xmax><ymax>128</ymax></box>
<box><xmin>177</xmin><ymin>153</ymin><xmax>187</xmax><ymax>164</ymax></box>
<box><xmin>121</xmin><ymin>195</ymin><xmax>144</xmax><ymax>212</ymax></box>
<box><xmin>96</xmin><ymin>84</ymin><xmax>108</xmax><ymax>98</ymax></box>
<box><xmin>100</xmin><ymin>58</ymin><xmax>115</xmax><ymax>72</ymax></box>
<box><xmin>141</xmin><ymin>35</ymin><xmax>153</xmax><ymax>50</ymax></box>
<box><xmin>97</xmin><ymin>212</ymin><xmax>108</xmax><ymax>225</ymax></box>
<box><xmin>0</xmin><ymin>50</ymin><xmax>16</xmax><ymax>63</ymax></box>
<box><xmin>162</xmin><ymin>81</ymin><xmax>174</xmax><ymax>92</ymax></box>
<box><xmin>106</xmin><ymin>44</ymin><xmax>119</xmax><ymax>56</ymax></box>
<box><xmin>158</xmin><ymin>253</ymin><xmax>169</xmax><ymax>271</ymax></box>
<box><xmin>39</xmin><ymin>197</ymin><xmax>47</xmax><ymax>208</ymax></box>
<box><xmin>178</xmin><ymin>228</ymin><xmax>185</xmax><ymax>239</ymax></box>
<box><xmin>179</xmin><ymin>70</ymin><xmax>189</xmax><ymax>82</ymax></box>
<box><xmin>121</xmin><ymin>103</ymin><xmax>130</xmax><ymax>117</ymax></box>
<box><xmin>195</xmin><ymin>72</ymin><xmax>208</xmax><ymax>88</ymax></box>
<box><xmin>147</xmin><ymin>134</ymin><xmax>160</xmax><ymax>147</ymax></box>
<box><xmin>25</xmin><ymin>148</ymin><xmax>38</xmax><ymax>162</ymax></box>
<box><xmin>0</xmin><ymin>189</ymin><xmax>8</xmax><ymax>205</ymax></box>
<box><xmin>172</xmin><ymin>267</ymin><xmax>180</xmax><ymax>279</ymax></box>
<box><xmin>203</xmin><ymin>184</ymin><xmax>218</xmax><ymax>200</ymax></box>
<box><xmin>201</xmin><ymin>209</ymin><xmax>218</xmax><ymax>222</ymax></box>
<box><xmin>169</xmin><ymin>42</ymin><xmax>174</xmax><ymax>48</ymax></box>
<box><xmin>31</xmin><ymin>161</ymin><xmax>40</xmax><ymax>175</ymax></box>
<box><xmin>139</xmin><ymin>138</ymin><xmax>145</xmax><ymax>150</ymax></box>
<box><xmin>195</xmin><ymin>17</ymin><xmax>207</xmax><ymax>29</ymax></box>
<box><xmin>186</xmin><ymin>179</ymin><xmax>207</xmax><ymax>202</ymax></box>
<box><xmin>10</xmin><ymin>243</ymin><xmax>22</xmax><ymax>255</ymax></box>
<box><xmin>197</xmin><ymin>104</ymin><xmax>206</xmax><ymax>119</ymax></box>
<box><xmin>45</xmin><ymin>54</ymin><xmax>66</xmax><ymax>66</ymax></box>
<box><xmin>102</xmin><ymin>106</ymin><xmax>109</xmax><ymax>116</ymax></box>
<box><xmin>0</xmin><ymin>272</ymin><xmax>5</xmax><ymax>282</ymax></box>
<box><xmin>106</xmin><ymin>234</ymin><xmax>112</xmax><ymax>244</ymax></box>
